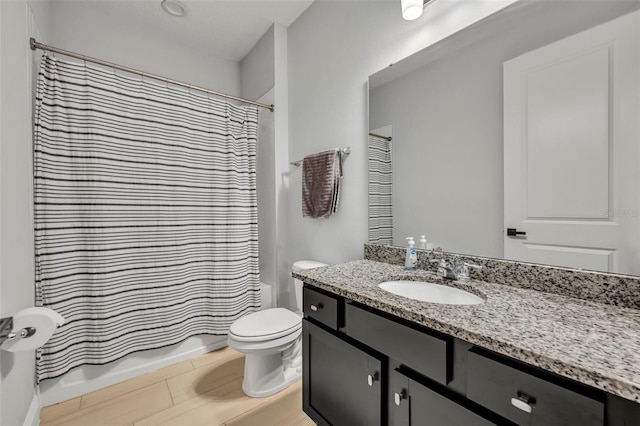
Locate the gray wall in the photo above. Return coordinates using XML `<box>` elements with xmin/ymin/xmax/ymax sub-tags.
<box><xmin>256</xmin><ymin>88</ymin><xmax>277</xmax><ymax>290</ymax></box>
<box><xmin>368</xmin><ymin>0</ymin><xmax>640</xmax><ymax>259</ymax></box>
<box><xmin>241</xmin><ymin>25</ymin><xmax>275</xmax><ymax>102</ymax></box>
<box><xmin>0</xmin><ymin>2</ymin><xmax>44</xmax><ymax>424</ymax></box>
<box><xmin>240</xmin><ymin>24</ymin><xmax>292</xmax><ymax>309</ymax></box>
<box><xmin>243</xmin><ymin>27</ymin><xmax>277</xmax><ymax>291</ymax></box>
<box><xmin>44</xmin><ymin>1</ymin><xmax>241</xmax><ymax>95</ymax></box>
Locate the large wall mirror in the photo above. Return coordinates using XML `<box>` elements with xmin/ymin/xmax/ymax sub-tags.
<box><xmin>368</xmin><ymin>0</ymin><xmax>640</xmax><ymax>275</ymax></box>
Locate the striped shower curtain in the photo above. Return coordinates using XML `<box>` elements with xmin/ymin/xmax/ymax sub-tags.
<box><xmin>368</xmin><ymin>134</ymin><xmax>393</xmax><ymax>245</ymax></box>
<box><xmin>34</xmin><ymin>54</ymin><xmax>260</xmax><ymax>381</ymax></box>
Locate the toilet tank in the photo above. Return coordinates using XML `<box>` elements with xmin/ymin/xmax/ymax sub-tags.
<box><xmin>292</xmin><ymin>260</ymin><xmax>328</xmax><ymax>313</ymax></box>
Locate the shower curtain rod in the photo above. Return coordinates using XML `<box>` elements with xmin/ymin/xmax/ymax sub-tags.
<box><xmin>29</xmin><ymin>38</ymin><xmax>275</xmax><ymax>112</ymax></box>
<box><xmin>368</xmin><ymin>132</ymin><xmax>392</xmax><ymax>141</ymax></box>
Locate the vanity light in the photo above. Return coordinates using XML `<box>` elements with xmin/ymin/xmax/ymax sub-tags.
<box><xmin>161</xmin><ymin>0</ymin><xmax>188</xmax><ymax>17</ymax></box>
<box><xmin>401</xmin><ymin>0</ymin><xmax>424</xmax><ymax>20</ymax></box>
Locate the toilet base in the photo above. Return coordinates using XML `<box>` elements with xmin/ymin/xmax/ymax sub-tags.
<box><xmin>241</xmin><ymin>351</ymin><xmax>302</xmax><ymax>397</ymax></box>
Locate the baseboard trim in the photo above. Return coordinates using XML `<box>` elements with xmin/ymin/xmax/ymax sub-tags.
<box><xmin>39</xmin><ymin>335</ymin><xmax>227</xmax><ymax>406</ymax></box>
<box><xmin>23</xmin><ymin>391</ymin><xmax>40</xmax><ymax>426</ymax></box>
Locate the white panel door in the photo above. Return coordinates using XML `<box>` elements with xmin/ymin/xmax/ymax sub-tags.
<box><xmin>504</xmin><ymin>11</ymin><xmax>639</xmax><ymax>274</ymax></box>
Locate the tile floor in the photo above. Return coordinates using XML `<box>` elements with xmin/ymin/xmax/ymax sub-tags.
<box><xmin>39</xmin><ymin>346</ymin><xmax>315</xmax><ymax>426</ymax></box>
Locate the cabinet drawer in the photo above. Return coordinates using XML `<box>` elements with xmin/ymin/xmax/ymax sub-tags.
<box><xmin>345</xmin><ymin>302</ymin><xmax>450</xmax><ymax>384</ymax></box>
<box><xmin>303</xmin><ymin>286</ymin><xmax>339</xmax><ymax>329</ymax></box>
<box><xmin>467</xmin><ymin>349</ymin><xmax>604</xmax><ymax>426</ymax></box>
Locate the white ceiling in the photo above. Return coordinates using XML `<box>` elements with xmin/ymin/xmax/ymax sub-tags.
<box><xmin>47</xmin><ymin>0</ymin><xmax>315</xmax><ymax>62</ymax></box>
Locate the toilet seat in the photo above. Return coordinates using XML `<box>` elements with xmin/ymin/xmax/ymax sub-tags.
<box><xmin>229</xmin><ymin>308</ymin><xmax>301</xmax><ymax>342</ymax></box>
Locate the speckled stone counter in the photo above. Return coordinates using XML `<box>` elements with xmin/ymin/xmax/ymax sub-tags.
<box><xmin>364</xmin><ymin>243</ymin><xmax>640</xmax><ymax>310</ymax></box>
<box><xmin>293</xmin><ymin>259</ymin><xmax>640</xmax><ymax>403</ymax></box>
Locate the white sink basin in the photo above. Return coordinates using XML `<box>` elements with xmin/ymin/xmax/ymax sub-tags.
<box><xmin>378</xmin><ymin>280</ymin><xmax>484</xmax><ymax>305</ymax></box>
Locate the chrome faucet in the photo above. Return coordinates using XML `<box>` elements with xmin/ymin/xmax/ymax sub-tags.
<box><xmin>430</xmin><ymin>258</ymin><xmax>457</xmax><ymax>280</ymax></box>
<box><xmin>430</xmin><ymin>258</ymin><xmax>482</xmax><ymax>282</ymax></box>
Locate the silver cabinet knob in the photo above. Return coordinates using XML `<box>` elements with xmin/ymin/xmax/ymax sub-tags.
<box><xmin>394</xmin><ymin>390</ymin><xmax>406</xmax><ymax>406</ymax></box>
<box><xmin>511</xmin><ymin>398</ymin><xmax>532</xmax><ymax>413</ymax></box>
<box><xmin>367</xmin><ymin>372</ymin><xmax>378</xmax><ymax>387</ymax></box>
<box><xmin>310</xmin><ymin>303</ymin><xmax>323</xmax><ymax>312</ymax></box>
<box><xmin>511</xmin><ymin>393</ymin><xmax>535</xmax><ymax>413</ymax></box>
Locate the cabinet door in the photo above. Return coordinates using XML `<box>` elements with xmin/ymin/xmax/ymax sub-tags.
<box><xmin>389</xmin><ymin>369</ymin><xmax>495</xmax><ymax>426</ymax></box>
<box><xmin>303</xmin><ymin>319</ymin><xmax>383</xmax><ymax>426</ymax></box>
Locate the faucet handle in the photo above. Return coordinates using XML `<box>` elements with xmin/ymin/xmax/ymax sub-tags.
<box><xmin>430</xmin><ymin>258</ymin><xmax>456</xmax><ymax>279</ymax></box>
<box><xmin>430</xmin><ymin>258</ymin><xmax>449</xmax><ymax>267</ymax></box>
<box><xmin>457</xmin><ymin>262</ymin><xmax>482</xmax><ymax>283</ymax></box>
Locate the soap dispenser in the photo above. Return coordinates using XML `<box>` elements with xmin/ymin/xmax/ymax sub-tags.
<box><xmin>419</xmin><ymin>235</ymin><xmax>428</xmax><ymax>250</ymax></box>
<box><xmin>405</xmin><ymin>237</ymin><xmax>417</xmax><ymax>271</ymax></box>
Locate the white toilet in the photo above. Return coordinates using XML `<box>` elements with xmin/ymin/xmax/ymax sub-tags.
<box><xmin>227</xmin><ymin>260</ymin><xmax>328</xmax><ymax>397</ymax></box>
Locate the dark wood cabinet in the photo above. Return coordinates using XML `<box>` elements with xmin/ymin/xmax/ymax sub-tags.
<box><xmin>303</xmin><ymin>319</ymin><xmax>384</xmax><ymax>426</ymax></box>
<box><xmin>345</xmin><ymin>303</ymin><xmax>451</xmax><ymax>385</ymax></box>
<box><xmin>389</xmin><ymin>369</ymin><xmax>495</xmax><ymax>426</ymax></box>
<box><xmin>302</xmin><ymin>285</ymin><xmax>640</xmax><ymax>426</ymax></box>
<box><xmin>467</xmin><ymin>349</ymin><xmax>605</xmax><ymax>426</ymax></box>
<box><xmin>303</xmin><ymin>286</ymin><xmax>340</xmax><ymax>330</ymax></box>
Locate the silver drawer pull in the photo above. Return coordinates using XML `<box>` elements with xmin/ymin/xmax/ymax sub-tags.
<box><xmin>367</xmin><ymin>372</ymin><xmax>378</xmax><ymax>387</ymax></box>
<box><xmin>310</xmin><ymin>303</ymin><xmax>323</xmax><ymax>312</ymax></box>
<box><xmin>394</xmin><ymin>390</ymin><xmax>406</xmax><ymax>406</ymax></box>
<box><xmin>511</xmin><ymin>397</ymin><xmax>533</xmax><ymax>413</ymax></box>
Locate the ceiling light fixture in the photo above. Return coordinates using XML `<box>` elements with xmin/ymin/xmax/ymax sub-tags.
<box><xmin>161</xmin><ymin>0</ymin><xmax>188</xmax><ymax>17</ymax></box>
<box><xmin>401</xmin><ymin>0</ymin><xmax>423</xmax><ymax>20</ymax></box>
<box><xmin>401</xmin><ymin>0</ymin><xmax>425</xmax><ymax>21</ymax></box>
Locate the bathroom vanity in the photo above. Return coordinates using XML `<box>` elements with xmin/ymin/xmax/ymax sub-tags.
<box><xmin>295</xmin><ymin>256</ymin><xmax>640</xmax><ymax>426</ymax></box>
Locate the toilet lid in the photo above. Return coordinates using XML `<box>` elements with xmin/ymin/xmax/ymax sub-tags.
<box><xmin>229</xmin><ymin>308</ymin><xmax>301</xmax><ymax>342</ymax></box>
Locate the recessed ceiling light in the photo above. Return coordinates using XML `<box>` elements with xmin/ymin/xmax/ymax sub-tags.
<box><xmin>161</xmin><ymin>0</ymin><xmax>188</xmax><ymax>17</ymax></box>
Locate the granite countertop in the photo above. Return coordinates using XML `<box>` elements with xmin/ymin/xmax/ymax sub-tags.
<box><xmin>293</xmin><ymin>259</ymin><xmax>640</xmax><ymax>403</ymax></box>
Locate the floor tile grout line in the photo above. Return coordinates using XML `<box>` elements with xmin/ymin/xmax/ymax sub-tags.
<box><xmin>78</xmin><ymin>361</ymin><xmax>197</xmax><ymax>411</ymax></box>
<box><xmin>222</xmin><ymin>384</ymin><xmax>300</xmax><ymax>426</ymax></box>
<box><xmin>139</xmin><ymin>375</ymin><xmax>246</xmax><ymax>425</ymax></box>
<box><xmin>78</xmin><ymin>395</ymin><xmax>88</xmax><ymax>413</ymax></box>
<box><xmin>165</xmin><ymin>379</ymin><xmax>176</xmax><ymax>407</ymax></box>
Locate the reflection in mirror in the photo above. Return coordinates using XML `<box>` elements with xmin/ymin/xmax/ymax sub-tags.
<box><xmin>368</xmin><ymin>0</ymin><xmax>640</xmax><ymax>275</ymax></box>
<box><xmin>368</xmin><ymin>126</ymin><xmax>393</xmax><ymax>245</ymax></box>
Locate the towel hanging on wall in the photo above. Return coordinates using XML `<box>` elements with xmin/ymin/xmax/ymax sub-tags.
<box><xmin>302</xmin><ymin>149</ymin><xmax>343</xmax><ymax>218</ymax></box>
